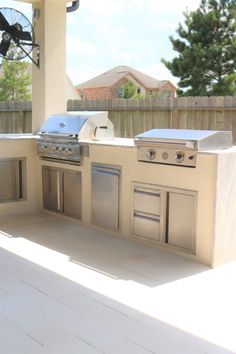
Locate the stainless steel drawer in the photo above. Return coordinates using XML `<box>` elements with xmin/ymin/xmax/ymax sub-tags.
<box><xmin>134</xmin><ymin>189</ymin><xmax>160</xmax><ymax>216</ymax></box>
<box><xmin>133</xmin><ymin>213</ymin><xmax>160</xmax><ymax>241</ymax></box>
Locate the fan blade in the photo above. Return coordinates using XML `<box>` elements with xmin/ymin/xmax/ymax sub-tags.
<box><xmin>7</xmin><ymin>25</ymin><xmax>32</xmax><ymax>42</ymax></box>
<box><xmin>0</xmin><ymin>40</ymin><xmax>10</xmax><ymax>57</ymax></box>
<box><xmin>0</xmin><ymin>12</ymin><xmax>10</xmax><ymax>31</ymax></box>
<box><xmin>17</xmin><ymin>30</ymin><xmax>32</xmax><ymax>41</ymax></box>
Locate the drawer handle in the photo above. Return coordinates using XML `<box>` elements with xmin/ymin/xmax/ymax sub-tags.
<box><xmin>134</xmin><ymin>212</ymin><xmax>160</xmax><ymax>222</ymax></box>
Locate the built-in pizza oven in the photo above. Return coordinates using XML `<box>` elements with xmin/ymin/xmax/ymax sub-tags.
<box><xmin>36</xmin><ymin>111</ymin><xmax>114</xmax><ymax>164</ymax></box>
<box><xmin>134</xmin><ymin>129</ymin><xmax>232</xmax><ymax>167</ymax></box>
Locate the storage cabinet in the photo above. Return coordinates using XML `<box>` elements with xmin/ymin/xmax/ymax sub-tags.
<box><xmin>167</xmin><ymin>191</ymin><xmax>196</xmax><ymax>252</ymax></box>
<box><xmin>0</xmin><ymin>158</ymin><xmax>25</xmax><ymax>203</ymax></box>
<box><xmin>91</xmin><ymin>164</ymin><xmax>120</xmax><ymax>231</ymax></box>
<box><xmin>42</xmin><ymin>166</ymin><xmax>81</xmax><ymax>219</ymax></box>
<box><xmin>132</xmin><ymin>183</ymin><xmax>197</xmax><ymax>253</ymax></box>
<box><xmin>133</xmin><ymin>187</ymin><xmax>161</xmax><ymax>241</ymax></box>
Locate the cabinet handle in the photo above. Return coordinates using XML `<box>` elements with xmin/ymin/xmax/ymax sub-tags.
<box><xmin>93</xmin><ymin>169</ymin><xmax>120</xmax><ymax>176</ymax></box>
<box><xmin>134</xmin><ymin>189</ymin><xmax>160</xmax><ymax>198</ymax></box>
<box><xmin>134</xmin><ymin>212</ymin><xmax>160</xmax><ymax>222</ymax></box>
<box><xmin>57</xmin><ymin>171</ymin><xmax>62</xmax><ymax>211</ymax></box>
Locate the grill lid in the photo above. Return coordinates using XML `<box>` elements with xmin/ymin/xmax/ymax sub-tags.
<box><xmin>39</xmin><ymin>114</ymin><xmax>87</xmax><ymax>136</ymax></box>
<box><xmin>135</xmin><ymin>129</ymin><xmax>232</xmax><ymax>150</ymax></box>
<box><xmin>38</xmin><ymin>111</ymin><xmax>114</xmax><ymax>140</ymax></box>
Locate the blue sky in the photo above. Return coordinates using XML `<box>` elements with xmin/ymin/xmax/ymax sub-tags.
<box><xmin>1</xmin><ymin>0</ymin><xmax>200</xmax><ymax>86</ymax></box>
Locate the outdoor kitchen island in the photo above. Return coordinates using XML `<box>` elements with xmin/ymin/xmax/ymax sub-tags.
<box><xmin>0</xmin><ymin>134</ymin><xmax>236</xmax><ymax>267</ymax></box>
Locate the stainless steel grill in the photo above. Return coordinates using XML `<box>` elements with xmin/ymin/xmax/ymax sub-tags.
<box><xmin>36</xmin><ymin>111</ymin><xmax>114</xmax><ymax>164</ymax></box>
<box><xmin>135</xmin><ymin>129</ymin><xmax>232</xmax><ymax>167</ymax></box>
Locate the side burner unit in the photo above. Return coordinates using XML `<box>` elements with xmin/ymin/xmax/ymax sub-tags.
<box><xmin>135</xmin><ymin>129</ymin><xmax>232</xmax><ymax>167</ymax></box>
<box><xmin>36</xmin><ymin>111</ymin><xmax>114</xmax><ymax>165</ymax></box>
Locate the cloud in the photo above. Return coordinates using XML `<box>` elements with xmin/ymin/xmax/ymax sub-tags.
<box><xmin>139</xmin><ymin>63</ymin><xmax>178</xmax><ymax>85</ymax></box>
<box><xmin>147</xmin><ymin>0</ymin><xmax>200</xmax><ymax>15</ymax></box>
<box><xmin>82</xmin><ymin>0</ymin><xmax>125</xmax><ymax>18</ymax></box>
<box><xmin>67</xmin><ymin>64</ymin><xmax>107</xmax><ymax>85</ymax></box>
<box><xmin>67</xmin><ymin>37</ymin><xmax>97</xmax><ymax>56</ymax></box>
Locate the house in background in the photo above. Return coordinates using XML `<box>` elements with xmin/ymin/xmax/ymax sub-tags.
<box><xmin>75</xmin><ymin>65</ymin><xmax>176</xmax><ymax>100</ymax></box>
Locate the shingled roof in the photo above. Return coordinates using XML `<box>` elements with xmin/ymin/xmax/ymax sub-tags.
<box><xmin>76</xmin><ymin>65</ymin><xmax>175</xmax><ymax>89</ymax></box>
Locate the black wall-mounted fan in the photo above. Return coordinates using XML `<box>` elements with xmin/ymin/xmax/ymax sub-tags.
<box><xmin>0</xmin><ymin>7</ymin><xmax>39</xmax><ymax>67</ymax></box>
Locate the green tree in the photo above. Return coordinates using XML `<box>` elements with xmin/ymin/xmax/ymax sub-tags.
<box><xmin>0</xmin><ymin>59</ymin><xmax>31</xmax><ymax>101</ymax></box>
<box><xmin>161</xmin><ymin>0</ymin><xmax>236</xmax><ymax>96</ymax></box>
<box><xmin>119</xmin><ymin>80</ymin><xmax>137</xmax><ymax>98</ymax></box>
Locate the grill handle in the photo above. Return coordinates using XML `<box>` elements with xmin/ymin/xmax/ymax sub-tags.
<box><xmin>136</xmin><ymin>140</ymin><xmax>195</xmax><ymax>149</ymax></box>
<box><xmin>38</xmin><ymin>133</ymin><xmax>78</xmax><ymax>138</ymax></box>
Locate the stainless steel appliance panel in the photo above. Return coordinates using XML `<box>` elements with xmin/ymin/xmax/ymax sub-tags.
<box><xmin>37</xmin><ymin>141</ymin><xmax>81</xmax><ymax>163</ymax></box>
<box><xmin>167</xmin><ymin>192</ymin><xmax>196</xmax><ymax>252</ymax></box>
<box><xmin>42</xmin><ymin>166</ymin><xmax>62</xmax><ymax>212</ymax></box>
<box><xmin>135</xmin><ymin>129</ymin><xmax>232</xmax><ymax>167</ymax></box>
<box><xmin>63</xmin><ymin>170</ymin><xmax>81</xmax><ymax>219</ymax></box>
<box><xmin>137</xmin><ymin>145</ymin><xmax>196</xmax><ymax>167</ymax></box>
<box><xmin>0</xmin><ymin>159</ymin><xmax>24</xmax><ymax>202</ymax></box>
<box><xmin>92</xmin><ymin>164</ymin><xmax>120</xmax><ymax>230</ymax></box>
<box><xmin>134</xmin><ymin>213</ymin><xmax>160</xmax><ymax>241</ymax></box>
<box><xmin>134</xmin><ymin>188</ymin><xmax>160</xmax><ymax>216</ymax></box>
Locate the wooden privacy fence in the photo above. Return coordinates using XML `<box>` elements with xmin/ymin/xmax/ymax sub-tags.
<box><xmin>0</xmin><ymin>101</ymin><xmax>32</xmax><ymax>134</ymax></box>
<box><xmin>1</xmin><ymin>97</ymin><xmax>236</xmax><ymax>142</ymax></box>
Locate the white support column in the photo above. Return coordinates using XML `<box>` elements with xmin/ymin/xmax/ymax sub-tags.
<box><xmin>32</xmin><ymin>0</ymin><xmax>67</xmax><ymax>133</ymax></box>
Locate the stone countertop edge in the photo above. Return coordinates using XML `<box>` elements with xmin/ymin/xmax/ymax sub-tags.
<box><xmin>0</xmin><ymin>134</ymin><xmax>38</xmax><ymax>140</ymax></box>
<box><xmin>197</xmin><ymin>146</ymin><xmax>236</xmax><ymax>155</ymax></box>
<box><xmin>80</xmin><ymin>138</ymin><xmax>136</xmax><ymax>147</ymax></box>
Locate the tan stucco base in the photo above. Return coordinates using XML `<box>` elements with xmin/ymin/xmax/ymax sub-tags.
<box><xmin>0</xmin><ymin>139</ymin><xmax>38</xmax><ymax>215</ymax></box>
<box><xmin>1</xmin><ymin>137</ymin><xmax>236</xmax><ymax>267</ymax></box>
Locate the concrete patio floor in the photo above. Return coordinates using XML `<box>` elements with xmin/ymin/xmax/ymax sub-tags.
<box><xmin>0</xmin><ymin>212</ymin><xmax>236</xmax><ymax>354</ymax></box>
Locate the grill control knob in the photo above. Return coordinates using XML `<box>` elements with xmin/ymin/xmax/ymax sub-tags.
<box><xmin>39</xmin><ymin>145</ymin><xmax>46</xmax><ymax>152</ymax></box>
<box><xmin>162</xmin><ymin>152</ymin><xmax>169</xmax><ymax>160</ymax></box>
<box><xmin>147</xmin><ymin>149</ymin><xmax>156</xmax><ymax>160</ymax></box>
<box><xmin>63</xmin><ymin>147</ymin><xmax>73</xmax><ymax>155</ymax></box>
<box><xmin>175</xmin><ymin>151</ymin><xmax>185</xmax><ymax>163</ymax></box>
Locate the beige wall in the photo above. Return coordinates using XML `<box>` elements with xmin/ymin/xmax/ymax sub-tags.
<box><xmin>213</xmin><ymin>151</ymin><xmax>236</xmax><ymax>266</ymax></box>
<box><xmin>32</xmin><ymin>0</ymin><xmax>67</xmax><ymax>133</ymax></box>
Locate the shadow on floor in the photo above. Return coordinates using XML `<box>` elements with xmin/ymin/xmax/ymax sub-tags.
<box><xmin>0</xmin><ymin>246</ymin><xmax>233</xmax><ymax>354</ymax></box>
<box><xmin>0</xmin><ymin>211</ymin><xmax>208</xmax><ymax>288</ymax></box>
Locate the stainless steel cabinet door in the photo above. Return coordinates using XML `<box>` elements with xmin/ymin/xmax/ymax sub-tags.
<box><xmin>42</xmin><ymin>167</ymin><xmax>62</xmax><ymax>212</ymax></box>
<box><xmin>0</xmin><ymin>160</ymin><xmax>23</xmax><ymax>202</ymax></box>
<box><xmin>63</xmin><ymin>170</ymin><xmax>81</xmax><ymax>219</ymax></box>
<box><xmin>167</xmin><ymin>192</ymin><xmax>196</xmax><ymax>252</ymax></box>
<box><xmin>92</xmin><ymin>165</ymin><xmax>120</xmax><ymax>230</ymax></box>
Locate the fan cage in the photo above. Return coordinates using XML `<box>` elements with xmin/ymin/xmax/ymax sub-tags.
<box><xmin>0</xmin><ymin>7</ymin><xmax>35</xmax><ymax>61</ymax></box>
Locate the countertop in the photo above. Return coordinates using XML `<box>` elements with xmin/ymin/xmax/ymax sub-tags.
<box><xmin>1</xmin><ymin>134</ymin><xmax>236</xmax><ymax>155</ymax></box>
<box><xmin>80</xmin><ymin>138</ymin><xmax>135</xmax><ymax>147</ymax></box>
<box><xmin>0</xmin><ymin>134</ymin><xmax>38</xmax><ymax>140</ymax></box>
